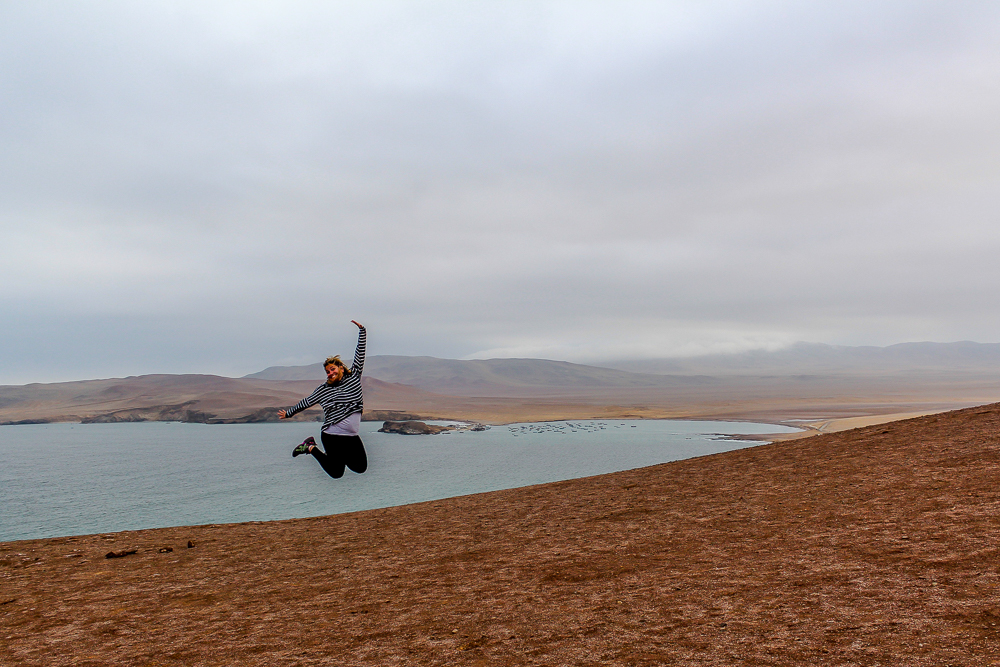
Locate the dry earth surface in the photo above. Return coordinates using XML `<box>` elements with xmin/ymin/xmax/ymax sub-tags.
<box><xmin>3</xmin><ymin>404</ymin><xmax>1000</xmax><ymax>666</ymax></box>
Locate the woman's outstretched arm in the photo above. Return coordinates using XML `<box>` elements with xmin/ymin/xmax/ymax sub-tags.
<box><xmin>278</xmin><ymin>385</ymin><xmax>324</xmax><ymax>419</ymax></box>
<box><xmin>351</xmin><ymin>320</ymin><xmax>366</xmax><ymax>375</ymax></box>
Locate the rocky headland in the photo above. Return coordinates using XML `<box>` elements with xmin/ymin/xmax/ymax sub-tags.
<box><xmin>378</xmin><ymin>420</ymin><xmax>453</xmax><ymax>435</ymax></box>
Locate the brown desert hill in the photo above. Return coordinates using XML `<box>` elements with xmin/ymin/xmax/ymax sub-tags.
<box><xmin>249</xmin><ymin>342</ymin><xmax>1000</xmax><ymax>394</ymax></box>
<box><xmin>245</xmin><ymin>352</ymin><xmax>1000</xmax><ymax>424</ymax></box>
<box><xmin>3</xmin><ymin>404</ymin><xmax>1000</xmax><ymax>665</ymax></box>
<box><xmin>247</xmin><ymin>355</ymin><xmax>716</xmax><ymax>396</ymax></box>
<box><xmin>0</xmin><ymin>374</ymin><xmax>317</xmax><ymax>423</ymax></box>
<box><xmin>0</xmin><ymin>374</ymin><xmax>442</xmax><ymax>424</ymax></box>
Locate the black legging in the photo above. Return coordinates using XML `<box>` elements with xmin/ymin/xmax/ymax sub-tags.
<box><xmin>312</xmin><ymin>432</ymin><xmax>368</xmax><ymax>478</ymax></box>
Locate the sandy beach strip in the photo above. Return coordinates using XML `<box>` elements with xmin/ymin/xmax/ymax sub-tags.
<box><xmin>3</xmin><ymin>404</ymin><xmax>1000</xmax><ymax>665</ymax></box>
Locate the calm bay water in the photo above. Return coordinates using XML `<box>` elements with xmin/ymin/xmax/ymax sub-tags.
<box><xmin>0</xmin><ymin>419</ymin><xmax>798</xmax><ymax>542</ymax></box>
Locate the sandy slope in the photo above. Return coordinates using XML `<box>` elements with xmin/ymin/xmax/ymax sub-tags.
<box><xmin>3</xmin><ymin>404</ymin><xmax>1000</xmax><ymax>665</ymax></box>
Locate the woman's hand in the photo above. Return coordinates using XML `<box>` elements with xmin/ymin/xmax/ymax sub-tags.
<box><xmin>277</xmin><ymin>409</ymin><xmax>287</xmax><ymax>419</ymax></box>
<box><xmin>351</xmin><ymin>320</ymin><xmax>364</xmax><ymax>329</ymax></box>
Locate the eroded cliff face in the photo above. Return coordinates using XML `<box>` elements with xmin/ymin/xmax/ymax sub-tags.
<box><xmin>0</xmin><ymin>375</ymin><xmax>320</xmax><ymax>424</ymax></box>
<box><xmin>78</xmin><ymin>404</ymin><xmax>319</xmax><ymax>425</ymax></box>
<box><xmin>377</xmin><ymin>420</ymin><xmax>452</xmax><ymax>435</ymax></box>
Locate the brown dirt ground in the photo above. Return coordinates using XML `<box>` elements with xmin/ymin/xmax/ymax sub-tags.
<box><xmin>3</xmin><ymin>404</ymin><xmax>1000</xmax><ymax>666</ymax></box>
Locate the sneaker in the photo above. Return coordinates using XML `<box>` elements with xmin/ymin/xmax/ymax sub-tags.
<box><xmin>292</xmin><ymin>436</ymin><xmax>316</xmax><ymax>457</ymax></box>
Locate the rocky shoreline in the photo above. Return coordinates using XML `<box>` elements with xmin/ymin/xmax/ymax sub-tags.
<box><xmin>1</xmin><ymin>407</ymin><xmax>438</xmax><ymax>426</ymax></box>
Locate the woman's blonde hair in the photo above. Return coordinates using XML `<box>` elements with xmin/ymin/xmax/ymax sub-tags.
<box><xmin>323</xmin><ymin>355</ymin><xmax>351</xmax><ymax>375</ymax></box>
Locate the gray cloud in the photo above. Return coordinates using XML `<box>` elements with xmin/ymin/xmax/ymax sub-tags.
<box><xmin>3</xmin><ymin>1</ymin><xmax>1000</xmax><ymax>383</ymax></box>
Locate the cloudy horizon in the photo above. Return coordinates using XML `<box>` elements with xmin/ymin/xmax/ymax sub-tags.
<box><xmin>3</xmin><ymin>2</ymin><xmax>1000</xmax><ymax>384</ymax></box>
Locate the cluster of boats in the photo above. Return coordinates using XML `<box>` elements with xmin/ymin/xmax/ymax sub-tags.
<box><xmin>506</xmin><ymin>421</ymin><xmax>638</xmax><ymax>436</ymax></box>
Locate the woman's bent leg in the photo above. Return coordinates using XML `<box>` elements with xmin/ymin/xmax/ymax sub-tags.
<box><xmin>319</xmin><ymin>433</ymin><xmax>368</xmax><ymax>476</ymax></box>
<box><xmin>343</xmin><ymin>435</ymin><xmax>368</xmax><ymax>474</ymax></box>
<box><xmin>310</xmin><ymin>443</ymin><xmax>346</xmax><ymax>479</ymax></box>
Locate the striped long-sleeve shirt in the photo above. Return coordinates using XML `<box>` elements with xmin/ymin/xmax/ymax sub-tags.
<box><xmin>284</xmin><ymin>327</ymin><xmax>366</xmax><ymax>429</ymax></box>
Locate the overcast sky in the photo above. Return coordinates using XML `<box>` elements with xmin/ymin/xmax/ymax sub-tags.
<box><xmin>3</xmin><ymin>1</ymin><xmax>1000</xmax><ymax>383</ymax></box>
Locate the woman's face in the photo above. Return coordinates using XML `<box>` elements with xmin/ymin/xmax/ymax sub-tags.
<box><xmin>325</xmin><ymin>364</ymin><xmax>344</xmax><ymax>383</ymax></box>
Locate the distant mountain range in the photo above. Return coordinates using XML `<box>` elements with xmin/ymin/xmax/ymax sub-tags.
<box><xmin>603</xmin><ymin>341</ymin><xmax>1000</xmax><ymax>376</ymax></box>
<box><xmin>245</xmin><ymin>342</ymin><xmax>1000</xmax><ymax>396</ymax></box>
<box><xmin>5</xmin><ymin>341</ymin><xmax>1000</xmax><ymax>425</ymax></box>
<box><xmin>245</xmin><ymin>355</ymin><xmax>715</xmax><ymax>398</ymax></box>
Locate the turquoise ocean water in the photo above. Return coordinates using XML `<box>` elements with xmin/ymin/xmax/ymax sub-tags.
<box><xmin>0</xmin><ymin>419</ymin><xmax>798</xmax><ymax>542</ymax></box>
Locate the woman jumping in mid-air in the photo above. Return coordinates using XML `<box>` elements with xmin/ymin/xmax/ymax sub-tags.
<box><xmin>279</xmin><ymin>320</ymin><xmax>367</xmax><ymax>479</ymax></box>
